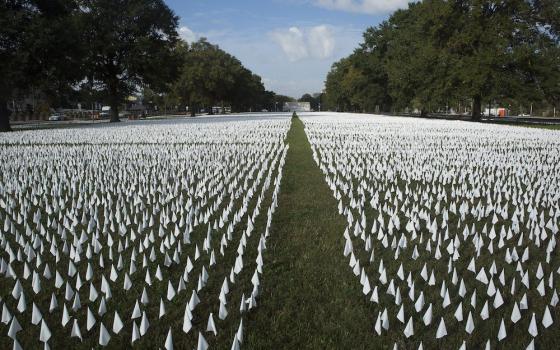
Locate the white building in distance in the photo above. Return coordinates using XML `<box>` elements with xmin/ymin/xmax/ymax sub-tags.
<box><xmin>283</xmin><ymin>102</ymin><xmax>311</xmax><ymax>112</ymax></box>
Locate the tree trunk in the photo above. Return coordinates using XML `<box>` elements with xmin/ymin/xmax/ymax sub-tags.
<box><xmin>110</xmin><ymin>100</ymin><xmax>120</xmax><ymax>122</ymax></box>
<box><xmin>109</xmin><ymin>81</ymin><xmax>120</xmax><ymax>123</ymax></box>
<box><xmin>0</xmin><ymin>96</ymin><xmax>12</xmax><ymax>132</ymax></box>
<box><xmin>190</xmin><ymin>101</ymin><xmax>196</xmax><ymax>117</ymax></box>
<box><xmin>472</xmin><ymin>95</ymin><xmax>482</xmax><ymax>121</ymax></box>
<box><xmin>420</xmin><ymin>109</ymin><xmax>428</xmax><ymax>118</ymax></box>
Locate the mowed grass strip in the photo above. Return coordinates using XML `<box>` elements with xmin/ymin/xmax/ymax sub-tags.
<box><xmin>244</xmin><ymin>116</ymin><xmax>373</xmax><ymax>349</ymax></box>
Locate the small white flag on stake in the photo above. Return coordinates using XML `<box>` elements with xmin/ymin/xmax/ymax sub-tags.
<box><xmin>165</xmin><ymin>328</ymin><xmax>173</xmax><ymax>350</ymax></box>
<box><xmin>436</xmin><ymin>317</ymin><xmax>447</xmax><ymax>339</ymax></box>
<box><xmin>99</xmin><ymin>322</ymin><xmax>111</xmax><ymax>347</ymax></box>
<box><xmin>197</xmin><ymin>332</ymin><xmax>209</xmax><ymax>350</ymax></box>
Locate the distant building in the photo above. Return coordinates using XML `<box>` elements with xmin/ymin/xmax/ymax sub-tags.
<box><xmin>484</xmin><ymin>107</ymin><xmax>508</xmax><ymax>117</ymax></box>
<box><xmin>283</xmin><ymin>102</ymin><xmax>311</xmax><ymax>112</ymax></box>
<box><xmin>212</xmin><ymin>106</ymin><xmax>231</xmax><ymax>114</ymax></box>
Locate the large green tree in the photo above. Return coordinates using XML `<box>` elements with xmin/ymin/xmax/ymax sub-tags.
<box><xmin>0</xmin><ymin>1</ymin><xmax>28</xmax><ymax>131</ymax></box>
<box><xmin>531</xmin><ymin>0</ymin><xmax>560</xmax><ymax>109</ymax></box>
<box><xmin>324</xmin><ymin>0</ymin><xmax>560</xmax><ymax>119</ymax></box>
<box><xmin>1</xmin><ymin>0</ymin><xmax>82</xmax><ymax>131</ymax></box>
<box><xmin>384</xmin><ymin>1</ymin><xmax>458</xmax><ymax>116</ymax></box>
<box><xmin>324</xmin><ymin>26</ymin><xmax>393</xmax><ymax>114</ymax></box>
<box><xmin>273</xmin><ymin>94</ymin><xmax>295</xmax><ymax>112</ymax></box>
<box><xmin>172</xmin><ymin>38</ymin><xmax>269</xmax><ymax>116</ymax></box>
<box><xmin>299</xmin><ymin>94</ymin><xmax>318</xmax><ymax>111</ymax></box>
<box><xmin>230</xmin><ymin>71</ymin><xmax>266</xmax><ymax>112</ymax></box>
<box><xmin>448</xmin><ymin>1</ymin><xmax>538</xmax><ymax>118</ymax></box>
<box><xmin>80</xmin><ymin>0</ymin><xmax>180</xmax><ymax>122</ymax></box>
<box><xmin>324</xmin><ymin>57</ymin><xmax>352</xmax><ymax>112</ymax></box>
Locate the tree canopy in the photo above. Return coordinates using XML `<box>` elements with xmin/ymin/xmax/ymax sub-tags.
<box><xmin>1</xmin><ymin>0</ymin><xmax>83</xmax><ymax>131</ymax></box>
<box><xmin>298</xmin><ymin>93</ymin><xmax>324</xmax><ymax>111</ymax></box>
<box><xmin>80</xmin><ymin>0</ymin><xmax>181</xmax><ymax>122</ymax></box>
<box><xmin>324</xmin><ymin>0</ymin><xmax>560</xmax><ymax>119</ymax></box>
<box><xmin>1</xmin><ymin>0</ymin><xmax>183</xmax><ymax>130</ymax></box>
<box><xmin>171</xmin><ymin>38</ymin><xmax>273</xmax><ymax>116</ymax></box>
<box><xmin>1</xmin><ymin>1</ymin><xmax>285</xmax><ymax>132</ymax></box>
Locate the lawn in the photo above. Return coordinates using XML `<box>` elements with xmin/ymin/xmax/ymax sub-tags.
<box><xmin>1</xmin><ymin>113</ymin><xmax>559</xmax><ymax>349</ymax></box>
<box><xmin>524</xmin><ymin>124</ymin><xmax>560</xmax><ymax>130</ymax></box>
<box><xmin>244</xmin><ymin>116</ymin><xmax>374</xmax><ymax>349</ymax></box>
<box><xmin>302</xmin><ymin>113</ymin><xmax>560</xmax><ymax>349</ymax></box>
<box><xmin>0</xmin><ymin>117</ymin><xmax>291</xmax><ymax>349</ymax></box>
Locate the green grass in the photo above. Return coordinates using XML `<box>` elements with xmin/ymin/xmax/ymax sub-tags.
<box><xmin>302</xmin><ymin>117</ymin><xmax>560</xmax><ymax>350</ymax></box>
<box><xmin>244</xmin><ymin>116</ymin><xmax>375</xmax><ymax>349</ymax></box>
<box><xmin>523</xmin><ymin>124</ymin><xmax>560</xmax><ymax>130</ymax></box>
<box><xmin>4</xmin><ymin>115</ymin><xmax>559</xmax><ymax>349</ymax></box>
<box><xmin>0</xmin><ymin>140</ymin><xmax>287</xmax><ymax>349</ymax></box>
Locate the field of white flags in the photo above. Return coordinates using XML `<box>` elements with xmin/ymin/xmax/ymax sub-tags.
<box><xmin>0</xmin><ymin>116</ymin><xmax>290</xmax><ymax>349</ymax></box>
<box><xmin>302</xmin><ymin>114</ymin><xmax>560</xmax><ymax>349</ymax></box>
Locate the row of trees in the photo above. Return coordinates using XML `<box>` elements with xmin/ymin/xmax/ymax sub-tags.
<box><xmin>1</xmin><ymin>0</ymin><xmax>181</xmax><ymax>131</ymax></box>
<box><xmin>324</xmin><ymin>0</ymin><xmax>560</xmax><ymax>119</ymax></box>
<box><xmin>0</xmin><ymin>0</ymin><xmax>282</xmax><ymax>132</ymax></box>
<box><xmin>153</xmin><ymin>39</ymin><xmax>293</xmax><ymax>116</ymax></box>
<box><xmin>298</xmin><ymin>93</ymin><xmax>324</xmax><ymax>111</ymax></box>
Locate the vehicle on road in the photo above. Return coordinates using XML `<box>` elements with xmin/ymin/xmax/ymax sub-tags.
<box><xmin>48</xmin><ymin>114</ymin><xmax>65</xmax><ymax>121</ymax></box>
<box><xmin>119</xmin><ymin>111</ymin><xmax>130</xmax><ymax>118</ymax></box>
<box><xmin>100</xmin><ymin>106</ymin><xmax>111</xmax><ymax>118</ymax></box>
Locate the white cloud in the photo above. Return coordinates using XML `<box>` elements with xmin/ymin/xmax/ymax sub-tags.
<box><xmin>179</xmin><ymin>26</ymin><xmax>197</xmax><ymax>44</ymax></box>
<box><xmin>308</xmin><ymin>25</ymin><xmax>335</xmax><ymax>59</ymax></box>
<box><xmin>270</xmin><ymin>25</ymin><xmax>335</xmax><ymax>62</ymax></box>
<box><xmin>271</xmin><ymin>27</ymin><xmax>308</xmax><ymax>62</ymax></box>
<box><xmin>314</xmin><ymin>0</ymin><xmax>410</xmax><ymax>14</ymax></box>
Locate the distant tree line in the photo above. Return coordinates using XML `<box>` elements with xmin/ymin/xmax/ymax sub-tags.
<box><xmin>0</xmin><ymin>0</ymin><xmax>286</xmax><ymax>132</ymax></box>
<box><xmin>298</xmin><ymin>93</ymin><xmax>324</xmax><ymax>111</ymax></box>
<box><xmin>324</xmin><ymin>0</ymin><xmax>560</xmax><ymax>120</ymax></box>
<box><xmin>155</xmin><ymin>39</ymin><xmax>293</xmax><ymax>116</ymax></box>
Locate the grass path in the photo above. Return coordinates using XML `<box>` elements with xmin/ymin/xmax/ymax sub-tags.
<box><xmin>244</xmin><ymin>116</ymin><xmax>374</xmax><ymax>349</ymax></box>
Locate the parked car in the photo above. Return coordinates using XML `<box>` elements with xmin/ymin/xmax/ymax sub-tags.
<box><xmin>100</xmin><ymin>106</ymin><xmax>111</xmax><ymax>119</ymax></box>
<box><xmin>48</xmin><ymin>114</ymin><xmax>65</xmax><ymax>121</ymax></box>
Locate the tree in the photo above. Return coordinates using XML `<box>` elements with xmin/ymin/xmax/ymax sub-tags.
<box><xmin>173</xmin><ymin>39</ymin><xmax>222</xmax><ymax>116</ymax></box>
<box><xmin>172</xmin><ymin>38</ymin><xmax>269</xmax><ymax>116</ymax></box>
<box><xmin>325</xmin><ymin>0</ymin><xmax>559</xmax><ymax>120</ymax></box>
<box><xmin>1</xmin><ymin>0</ymin><xmax>82</xmax><ymax>132</ymax></box>
<box><xmin>231</xmin><ymin>71</ymin><xmax>266</xmax><ymax>112</ymax></box>
<box><xmin>142</xmin><ymin>87</ymin><xmax>180</xmax><ymax>114</ymax></box>
<box><xmin>324</xmin><ymin>57</ymin><xmax>352</xmax><ymax>111</ymax></box>
<box><xmin>272</xmin><ymin>94</ymin><xmax>295</xmax><ymax>112</ymax></box>
<box><xmin>298</xmin><ymin>94</ymin><xmax>318</xmax><ymax>111</ymax></box>
<box><xmin>528</xmin><ymin>0</ymin><xmax>560</xmax><ymax>109</ymax></box>
<box><xmin>0</xmin><ymin>1</ymin><xmax>27</xmax><ymax>131</ymax></box>
<box><xmin>384</xmin><ymin>2</ymin><xmax>458</xmax><ymax>116</ymax></box>
<box><xmin>80</xmin><ymin>0</ymin><xmax>180</xmax><ymax>122</ymax></box>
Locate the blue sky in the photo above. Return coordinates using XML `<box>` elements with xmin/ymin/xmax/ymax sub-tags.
<box><xmin>166</xmin><ymin>0</ymin><xmax>410</xmax><ymax>98</ymax></box>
